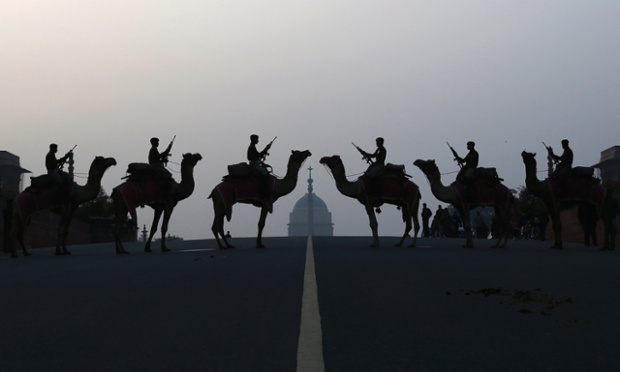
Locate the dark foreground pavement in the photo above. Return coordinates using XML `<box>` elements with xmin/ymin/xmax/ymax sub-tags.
<box><xmin>2</xmin><ymin>237</ymin><xmax>619</xmax><ymax>371</ymax></box>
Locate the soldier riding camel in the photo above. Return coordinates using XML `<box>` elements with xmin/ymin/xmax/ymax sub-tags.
<box><xmin>148</xmin><ymin>136</ymin><xmax>175</xmax><ymax>196</ymax></box>
<box><xmin>545</xmin><ymin>139</ymin><xmax>573</xmax><ymax>193</ymax></box>
<box><xmin>45</xmin><ymin>143</ymin><xmax>74</xmax><ymax>197</ymax></box>
<box><xmin>454</xmin><ymin>141</ymin><xmax>479</xmax><ymax>183</ymax></box>
<box><xmin>356</xmin><ymin>137</ymin><xmax>387</xmax><ymax>177</ymax></box>
<box><xmin>247</xmin><ymin>134</ymin><xmax>273</xmax><ymax>176</ymax></box>
<box><xmin>446</xmin><ymin>140</ymin><xmax>504</xmax><ymax>197</ymax></box>
<box><xmin>248</xmin><ymin>134</ymin><xmax>276</xmax><ymax>197</ymax></box>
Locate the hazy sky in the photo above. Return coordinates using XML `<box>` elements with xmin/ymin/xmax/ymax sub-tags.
<box><xmin>2</xmin><ymin>1</ymin><xmax>619</xmax><ymax>241</ymax></box>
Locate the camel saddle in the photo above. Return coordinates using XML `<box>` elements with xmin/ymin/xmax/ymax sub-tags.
<box><xmin>383</xmin><ymin>163</ymin><xmax>411</xmax><ymax>178</ymax></box>
<box><xmin>474</xmin><ymin>167</ymin><xmax>503</xmax><ymax>183</ymax></box>
<box><xmin>26</xmin><ymin>173</ymin><xmax>73</xmax><ymax>196</ymax></box>
<box><xmin>224</xmin><ymin>162</ymin><xmax>271</xmax><ymax>180</ymax></box>
<box><xmin>226</xmin><ymin>162</ymin><xmax>251</xmax><ymax>178</ymax></box>
<box><xmin>570</xmin><ymin>166</ymin><xmax>595</xmax><ymax>179</ymax></box>
<box><xmin>124</xmin><ymin>162</ymin><xmax>171</xmax><ymax>182</ymax></box>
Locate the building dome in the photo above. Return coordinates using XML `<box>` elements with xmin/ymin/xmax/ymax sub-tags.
<box><xmin>288</xmin><ymin>166</ymin><xmax>334</xmax><ymax>236</ymax></box>
<box><xmin>292</xmin><ymin>193</ymin><xmax>329</xmax><ymax>211</ymax></box>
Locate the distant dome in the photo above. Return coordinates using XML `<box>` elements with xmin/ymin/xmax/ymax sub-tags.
<box><xmin>293</xmin><ymin>193</ymin><xmax>328</xmax><ymax>211</ymax></box>
<box><xmin>288</xmin><ymin>166</ymin><xmax>334</xmax><ymax>236</ymax></box>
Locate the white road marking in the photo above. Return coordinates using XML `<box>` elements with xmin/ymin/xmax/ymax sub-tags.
<box><xmin>178</xmin><ymin>248</ymin><xmax>218</xmax><ymax>252</ymax></box>
<box><xmin>296</xmin><ymin>236</ymin><xmax>325</xmax><ymax>372</ymax></box>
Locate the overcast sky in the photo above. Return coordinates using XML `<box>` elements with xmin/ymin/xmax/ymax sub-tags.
<box><xmin>2</xmin><ymin>1</ymin><xmax>619</xmax><ymax>241</ymax></box>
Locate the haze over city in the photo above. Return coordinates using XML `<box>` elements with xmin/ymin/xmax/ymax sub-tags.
<box><xmin>2</xmin><ymin>1</ymin><xmax>619</xmax><ymax>240</ymax></box>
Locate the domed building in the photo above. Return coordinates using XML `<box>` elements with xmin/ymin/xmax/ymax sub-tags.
<box><xmin>288</xmin><ymin>166</ymin><xmax>334</xmax><ymax>236</ymax></box>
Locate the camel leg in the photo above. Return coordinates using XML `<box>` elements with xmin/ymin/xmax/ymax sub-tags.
<box><xmin>600</xmin><ymin>208</ymin><xmax>614</xmax><ymax>251</ymax></box>
<box><xmin>549</xmin><ymin>210</ymin><xmax>563</xmax><ymax>249</ymax></box>
<box><xmin>458</xmin><ymin>206</ymin><xmax>474</xmax><ymax>248</ymax></box>
<box><xmin>256</xmin><ymin>207</ymin><xmax>269</xmax><ymax>248</ymax></box>
<box><xmin>396</xmin><ymin>209</ymin><xmax>412</xmax><ymax>247</ymax></box>
<box><xmin>211</xmin><ymin>215</ymin><xmax>234</xmax><ymax>249</ymax></box>
<box><xmin>145</xmin><ymin>208</ymin><xmax>163</xmax><ymax>253</ymax></box>
<box><xmin>56</xmin><ymin>210</ymin><xmax>73</xmax><ymax>255</ymax></box>
<box><xmin>159</xmin><ymin>207</ymin><xmax>172</xmax><ymax>252</ymax></box>
<box><xmin>492</xmin><ymin>206</ymin><xmax>509</xmax><ymax>248</ymax></box>
<box><xmin>210</xmin><ymin>197</ymin><xmax>234</xmax><ymax>249</ymax></box>
<box><xmin>113</xmin><ymin>221</ymin><xmax>130</xmax><ymax>254</ymax></box>
<box><xmin>9</xmin><ymin>217</ymin><xmax>29</xmax><ymax>258</ymax></box>
<box><xmin>609</xmin><ymin>221</ymin><xmax>617</xmax><ymax>251</ymax></box>
<box><xmin>17</xmin><ymin>221</ymin><xmax>30</xmax><ymax>257</ymax></box>
<box><xmin>112</xmin><ymin>193</ymin><xmax>131</xmax><ymax>254</ymax></box>
<box><xmin>366</xmin><ymin>205</ymin><xmax>379</xmax><ymax>247</ymax></box>
<box><xmin>408</xmin><ymin>203</ymin><xmax>421</xmax><ymax>248</ymax></box>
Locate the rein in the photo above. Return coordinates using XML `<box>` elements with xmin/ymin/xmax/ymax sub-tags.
<box><xmin>321</xmin><ymin>164</ymin><xmax>364</xmax><ymax>180</ymax></box>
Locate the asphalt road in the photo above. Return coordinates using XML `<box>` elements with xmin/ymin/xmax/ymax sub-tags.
<box><xmin>1</xmin><ymin>236</ymin><xmax>619</xmax><ymax>371</ymax></box>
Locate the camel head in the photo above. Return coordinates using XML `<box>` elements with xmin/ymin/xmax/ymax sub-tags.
<box><xmin>88</xmin><ymin>156</ymin><xmax>117</xmax><ymax>177</ymax></box>
<box><xmin>181</xmin><ymin>153</ymin><xmax>203</xmax><ymax>167</ymax></box>
<box><xmin>413</xmin><ymin>159</ymin><xmax>438</xmax><ymax>176</ymax></box>
<box><xmin>319</xmin><ymin>155</ymin><xmax>343</xmax><ymax>169</ymax></box>
<box><xmin>291</xmin><ymin>150</ymin><xmax>312</xmax><ymax>165</ymax></box>
<box><xmin>521</xmin><ymin>151</ymin><xmax>537</xmax><ymax>166</ymax></box>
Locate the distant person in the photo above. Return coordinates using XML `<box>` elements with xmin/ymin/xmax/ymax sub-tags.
<box><xmin>421</xmin><ymin>203</ymin><xmax>432</xmax><ymax>237</ymax></box>
<box><xmin>431</xmin><ymin>205</ymin><xmax>444</xmax><ymax>237</ymax></box>
<box><xmin>578</xmin><ymin>203</ymin><xmax>598</xmax><ymax>246</ymax></box>
<box><xmin>46</xmin><ymin>143</ymin><xmax>72</xmax><ymax>186</ymax></box>
<box><xmin>451</xmin><ymin>211</ymin><xmax>462</xmax><ymax>237</ymax></box>
<box><xmin>225</xmin><ymin>231</ymin><xmax>231</xmax><ymax>238</ymax></box>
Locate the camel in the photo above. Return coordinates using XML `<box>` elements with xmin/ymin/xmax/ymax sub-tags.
<box><xmin>112</xmin><ymin>153</ymin><xmax>202</xmax><ymax>254</ymax></box>
<box><xmin>8</xmin><ymin>156</ymin><xmax>117</xmax><ymax>257</ymax></box>
<box><xmin>521</xmin><ymin>151</ymin><xmax>612</xmax><ymax>249</ymax></box>
<box><xmin>320</xmin><ymin>155</ymin><xmax>421</xmax><ymax>247</ymax></box>
<box><xmin>413</xmin><ymin>159</ymin><xmax>514</xmax><ymax>248</ymax></box>
<box><xmin>209</xmin><ymin>150</ymin><xmax>311</xmax><ymax>249</ymax></box>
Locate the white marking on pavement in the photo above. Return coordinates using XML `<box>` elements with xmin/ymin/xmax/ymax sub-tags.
<box><xmin>178</xmin><ymin>248</ymin><xmax>218</xmax><ymax>252</ymax></box>
<box><xmin>296</xmin><ymin>236</ymin><xmax>325</xmax><ymax>372</ymax></box>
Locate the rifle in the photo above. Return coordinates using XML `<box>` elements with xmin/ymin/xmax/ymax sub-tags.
<box><xmin>542</xmin><ymin>141</ymin><xmax>557</xmax><ymax>163</ymax></box>
<box><xmin>59</xmin><ymin>145</ymin><xmax>77</xmax><ymax>168</ymax></box>
<box><xmin>262</xmin><ymin>136</ymin><xmax>277</xmax><ymax>161</ymax></box>
<box><xmin>163</xmin><ymin>135</ymin><xmax>175</xmax><ymax>164</ymax></box>
<box><xmin>352</xmin><ymin>142</ymin><xmax>372</xmax><ymax>164</ymax></box>
<box><xmin>446</xmin><ymin>142</ymin><xmax>462</xmax><ymax>168</ymax></box>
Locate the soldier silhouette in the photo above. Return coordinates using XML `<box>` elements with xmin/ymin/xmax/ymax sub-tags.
<box><xmin>247</xmin><ymin>134</ymin><xmax>272</xmax><ymax>176</ymax></box>
<box><xmin>547</xmin><ymin>139</ymin><xmax>573</xmax><ymax>180</ymax></box>
<box><xmin>46</xmin><ymin>143</ymin><xmax>71</xmax><ymax>187</ymax></box>
<box><xmin>149</xmin><ymin>137</ymin><xmax>172</xmax><ymax>173</ymax></box>
<box><xmin>454</xmin><ymin>141</ymin><xmax>479</xmax><ymax>185</ymax></box>
<box><xmin>359</xmin><ymin>137</ymin><xmax>387</xmax><ymax>177</ymax></box>
<box><xmin>148</xmin><ymin>137</ymin><xmax>174</xmax><ymax>197</ymax></box>
<box><xmin>247</xmin><ymin>134</ymin><xmax>274</xmax><ymax>199</ymax></box>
